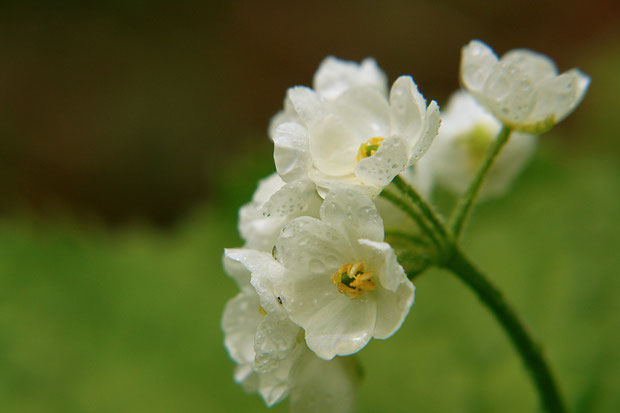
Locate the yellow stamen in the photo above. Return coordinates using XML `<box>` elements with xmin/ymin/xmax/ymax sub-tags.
<box><xmin>357</xmin><ymin>137</ymin><xmax>385</xmax><ymax>162</ymax></box>
<box><xmin>331</xmin><ymin>262</ymin><xmax>376</xmax><ymax>299</ymax></box>
<box><xmin>258</xmin><ymin>305</ymin><xmax>267</xmax><ymax>316</ymax></box>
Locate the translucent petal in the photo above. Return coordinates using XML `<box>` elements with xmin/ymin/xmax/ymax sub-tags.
<box><xmin>313</xmin><ymin>56</ymin><xmax>388</xmax><ymax>99</ymax></box>
<box><xmin>275</xmin><ymin>217</ymin><xmax>351</xmax><ymax>276</ymax></box>
<box><xmin>289</xmin><ymin>351</ymin><xmax>358</xmax><ymax>413</ymax></box>
<box><xmin>460</xmin><ymin>40</ymin><xmax>498</xmax><ymax>93</ymax></box>
<box><xmin>355</xmin><ymin>136</ymin><xmax>409</xmax><ymax>187</ymax></box>
<box><xmin>308</xmin><ymin>114</ymin><xmax>359</xmax><ymax>176</ymax></box>
<box><xmin>482</xmin><ymin>62</ymin><xmax>535</xmax><ymax>125</ymax></box>
<box><xmin>389</xmin><ymin>75</ymin><xmax>427</xmax><ymax>139</ymax></box>
<box><xmin>373</xmin><ymin>278</ymin><xmax>414</xmax><ymax>339</ymax></box>
<box><xmin>329</xmin><ymin>86</ymin><xmax>391</xmax><ymax>140</ymax></box>
<box><xmin>273</xmin><ymin>122</ymin><xmax>311</xmax><ymax>182</ymax></box>
<box><xmin>222</xmin><ymin>291</ymin><xmax>262</xmax><ymax>365</ymax></box>
<box><xmin>234</xmin><ymin>364</ymin><xmax>258</xmax><ymax>390</ymax></box>
<box><xmin>500</xmin><ymin>48</ymin><xmax>557</xmax><ymax>86</ymax></box>
<box><xmin>320</xmin><ymin>187</ymin><xmax>384</xmax><ymax>243</ymax></box>
<box><xmin>258</xmin><ymin>348</ymin><xmax>300</xmax><ymax>406</ymax></box>
<box><xmin>525</xmin><ymin>68</ymin><xmax>591</xmax><ymax>133</ymax></box>
<box><xmin>254</xmin><ymin>316</ymin><xmax>300</xmax><ymax>373</ymax></box>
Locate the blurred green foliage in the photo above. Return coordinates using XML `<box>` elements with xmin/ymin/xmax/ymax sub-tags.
<box><xmin>0</xmin><ymin>140</ymin><xmax>618</xmax><ymax>412</ymax></box>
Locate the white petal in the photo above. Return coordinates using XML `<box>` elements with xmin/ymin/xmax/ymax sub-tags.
<box><xmin>408</xmin><ymin>100</ymin><xmax>441</xmax><ymax>165</ymax></box>
<box><xmin>279</xmin><ymin>272</ymin><xmax>377</xmax><ymax>358</ymax></box>
<box><xmin>308</xmin><ymin>114</ymin><xmax>359</xmax><ymax>176</ymax></box>
<box><xmin>313</xmin><ymin>56</ymin><xmax>388</xmax><ymax>100</ymax></box>
<box><xmin>225</xmin><ymin>248</ymin><xmax>287</xmax><ymax>314</ymax></box>
<box><xmin>238</xmin><ymin>174</ymin><xmax>287</xmax><ymax>251</ymax></box>
<box><xmin>356</xmin><ymin>239</ymin><xmax>414</xmax><ymax>338</ymax></box>
<box><xmin>263</xmin><ymin>179</ymin><xmax>321</xmax><ymax>222</ymax></box>
<box><xmin>222</xmin><ymin>253</ymin><xmax>252</xmax><ymax>291</ymax></box>
<box><xmin>524</xmin><ymin>68</ymin><xmax>591</xmax><ymax>133</ymax></box>
<box><xmin>287</xmin><ymin>86</ymin><xmax>328</xmax><ymax>126</ymax></box>
<box><xmin>500</xmin><ymin>49</ymin><xmax>557</xmax><ymax>86</ymax></box>
<box><xmin>329</xmin><ymin>86</ymin><xmax>391</xmax><ymax>140</ymax></box>
<box><xmin>355</xmin><ymin>135</ymin><xmax>410</xmax><ymax>187</ymax></box>
<box><xmin>275</xmin><ymin>217</ymin><xmax>351</xmax><ymax>276</ymax></box>
<box><xmin>320</xmin><ymin>187</ymin><xmax>384</xmax><ymax>242</ymax></box>
<box><xmin>268</xmin><ymin>93</ymin><xmax>299</xmax><ymax>140</ymax></box>
<box><xmin>254</xmin><ymin>315</ymin><xmax>301</xmax><ymax>373</ymax></box>
<box><xmin>222</xmin><ymin>291</ymin><xmax>263</xmax><ymax>365</ymax></box>
<box><xmin>273</xmin><ymin>122</ymin><xmax>312</xmax><ymax>182</ymax></box>
<box><xmin>302</xmin><ymin>294</ymin><xmax>376</xmax><ymax>359</ymax></box>
<box><xmin>357</xmin><ymin>239</ymin><xmax>406</xmax><ymax>292</ymax></box>
<box><xmin>460</xmin><ymin>40</ymin><xmax>498</xmax><ymax>93</ymax></box>
<box><xmin>482</xmin><ymin>62</ymin><xmax>536</xmax><ymax>125</ymax></box>
<box><xmin>373</xmin><ymin>279</ymin><xmax>414</xmax><ymax>339</ymax></box>
<box><xmin>389</xmin><ymin>75</ymin><xmax>427</xmax><ymax>139</ymax></box>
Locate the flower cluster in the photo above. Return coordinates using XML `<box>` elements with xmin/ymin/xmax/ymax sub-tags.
<box><xmin>221</xmin><ymin>41</ymin><xmax>589</xmax><ymax>412</ymax></box>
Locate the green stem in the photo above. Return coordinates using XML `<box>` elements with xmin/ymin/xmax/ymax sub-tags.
<box><xmin>392</xmin><ymin>175</ymin><xmax>449</xmax><ymax>240</ymax></box>
<box><xmin>384</xmin><ymin>228</ymin><xmax>430</xmax><ymax>247</ymax></box>
<box><xmin>449</xmin><ymin>126</ymin><xmax>512</xmax><ymax>240</ymax></box>
<box><xmin>379</xmin><ymin>190</ymin><xmax>440</xmax><ymax>248</ymax></box>
<box><xmin>443</xmin><ymin>249</ymin><xmax>567</xmax><ymax>413</ymax></box>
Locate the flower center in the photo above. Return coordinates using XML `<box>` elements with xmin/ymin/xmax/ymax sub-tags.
<box><xmin>457</xmin><ymin>125</ymin><xmax>494</xmax><ymax>172</ymax></box>
<box><xmin>332</xmin><ymin>262</ymin><xmax>376</xmax><ymax>299</ymax></box>
<box><xmin>357</xmin><ymin>137</ymin><xmax>385</xmax><ymax>162</ymax></box>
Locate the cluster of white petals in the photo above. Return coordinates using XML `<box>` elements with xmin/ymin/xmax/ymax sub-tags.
<box><xmin>461</xmin><ymin>40</ymin><xmax>590</xmax><ymax>134</ymax></box>
<box><xmin>271</xmin><ymin>57</ymin><xmax>440</xmax><ymax>197</ymax></box>
<box><xmin>415</xmin><ymin>90</ymin><xmax>537</xmax><ymax>199</ymax></box>
<box><xmin>221</xmin><ymin>47</ymin><xmax>589</xmax><ymax>411</ymax></box>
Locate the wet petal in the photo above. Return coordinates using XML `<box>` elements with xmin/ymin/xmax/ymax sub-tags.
<box><xmin>320</xmin><ymin>187</ymin><xmax>384</xmax><ymax>243</ymax></box>
<box><xmin>313</xmin><ymin>56</ymin><xmax>388</xmax><ymax>99</ymax></box>
<box><xmin>273</xmin><ymin>122</ymin><xmax>312</xmax><ymax>182</ymax></box>
<box><xmin>275</xmin><ymin>217</ymin><xmax>351</xmax><ymax>276</ymax></box>
<box><xmin>461</xmin><ymin>40</ymin><xmax>498</xmax><ymax>93</ymax></box>
<box><xmin>389</xmin><ymin>75</ymin><xmax>427</xmax><ymax>139</ymax></box>
<box><xmin>355</xmin><ymin>136</ymin><xmax>409</xmax><ymax>187</ymax></box>
<box><xmin>308</xmin><ymin>114</ymin><xmax>359</xmax><ymax>176</ymax></box>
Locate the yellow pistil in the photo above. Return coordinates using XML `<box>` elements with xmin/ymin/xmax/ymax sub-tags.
<box><xmin>357</xmin><ymin>137</ymin><xmax>385</xmax><ymax>162</ymax></box>
<box><xmin>331</xmin><ymin>262</ymin><xmax>376</xmax><ymax>299</ymax></box>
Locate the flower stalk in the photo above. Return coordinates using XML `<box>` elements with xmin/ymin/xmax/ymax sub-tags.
<box><xmin>449</xmin><ymin>126</ymin><xmax>512</xmax><ymax>239</ymax></box>
<box><xmin>442</xmin><ymin>249</ymin><xmax>567</xmax><ymax>413</ymax></box>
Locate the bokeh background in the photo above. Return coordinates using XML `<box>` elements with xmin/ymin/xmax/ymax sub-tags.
<box><xmin>1</xmin><ymin>1</ymin><xmax>619</xmax><ymax>412</ymax></box>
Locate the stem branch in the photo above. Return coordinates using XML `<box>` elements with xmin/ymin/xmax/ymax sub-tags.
<box><xmin>449</xmin><ymin>126</ymin><xmax>512</xmax><ymax>239</ymax></box>
<box><xmin>443</xmin><ymin>249</ymin><xmax>567</xmax><ymax>413</ymax></box>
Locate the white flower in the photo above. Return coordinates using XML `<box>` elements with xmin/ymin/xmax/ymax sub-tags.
<box><xmin>268</xmin><ymin>56</ymin><xmax>388</xmax><ymax>139</ymax></box>
<box><xmin>227</xmin><ymin>188</ymin><xmax>414</xmax><ymax>360</ymax></box>
<box><xmin>221</xmin><ymin>256</ymin><xmax>303</xmax><ymax>406</ymax></box>
<box><xmin>416</xmin><ymin>90</ymin><xmax>537</xmax><ymax>198</ymax></box>
<box><xmin>461</xmin><ymin>40</ymin><xmax>590</xmax><ymax>134</ymax></box>
<box><xmin>271</xmin><ymin>56</ymin><xmax>440</xmax><ymax>197</ymax></box>
<box><xmin>239</xmin><ymin>173</ymin><xmax>322</xmax><ymax>252</ymax></box>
